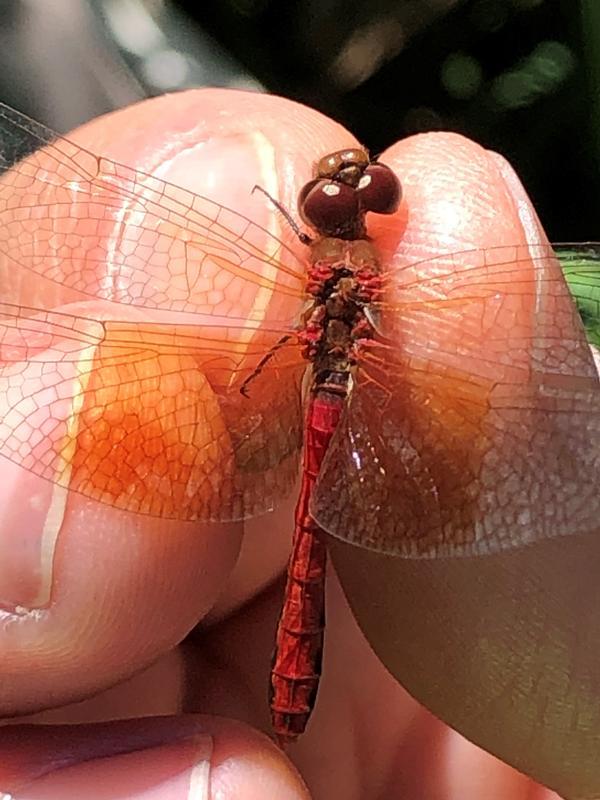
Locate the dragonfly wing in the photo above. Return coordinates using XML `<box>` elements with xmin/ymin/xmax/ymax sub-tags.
<box><xmin>0</xmin><ymin>103</ymin><xmax>309</xmax><ymax>521</ymax></box>
<box><xmin>0</xmin><ymin>305</ymin><xmax>305</xmax><ymax>521</ymax></box>
<box><xmin>0</xmin><ymin>102</ymin><xmax>306</xmax><ymax>321</ymax></box>
<box><xmin>311</xmin><ymin>244</ymin><xmax>600</xmax><ymax>557</ymax></box>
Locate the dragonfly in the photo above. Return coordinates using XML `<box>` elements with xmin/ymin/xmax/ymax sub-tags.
<box><xmin>0</xmin><ymin>103</ymin><xmax>598</xmax><ymax>746</ymax></box>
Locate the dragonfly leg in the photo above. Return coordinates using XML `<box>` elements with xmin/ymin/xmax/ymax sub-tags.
<box><xmin>239</xmin><ymin>334</ymin><xmax>293</xmax><ymax>397</ymax></box>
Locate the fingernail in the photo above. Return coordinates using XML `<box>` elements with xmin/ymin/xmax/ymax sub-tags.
<box><xmin>0</xmin><ymin>441</ymin><xmax>63</xmax><ymax>612</ymax></box>
<box><xmin>0</xmin><ymin>351</ymin><xmax>86</xmax><ymax>611</ymax></box>
<box><xmin>492</xmin><ymin>150</ymin><xmax>600</xmax><ymax>376</ymax></box>
<box><xmin>488</xmin><ymin>151</ymin><xmax>547</xmax><ymax>247</ymax></box>
<box><xmin>14</xmin><ymin>734</ymin><xmax>213</xmax><ymax>800</ymax></box>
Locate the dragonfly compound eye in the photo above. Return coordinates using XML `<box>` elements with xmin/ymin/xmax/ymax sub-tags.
<box><xmin>357</xmin><ymin>162</ymin><xmax>402</xmax><ymax>215</ymax></box>
<box><xmin>298</xmin><ymin>178</ymin><xmax>360</xmax><ymax>234</ymax></box>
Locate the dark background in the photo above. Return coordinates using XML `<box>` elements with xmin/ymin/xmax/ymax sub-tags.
<box><xmin>0</xmin><ymin>0</ymin><xmax>596</xmax><ymax>241</ymax></box>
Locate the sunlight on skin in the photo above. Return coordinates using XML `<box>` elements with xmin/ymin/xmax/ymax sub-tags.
<box><xmin>0</xmin><ymin>88</ymin><xmax>586</xmax><ymax>798</ymax></box>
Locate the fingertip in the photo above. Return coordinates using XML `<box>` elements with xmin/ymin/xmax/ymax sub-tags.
<box><xmin>372</xmin><ymin>130</ymin><xmax>542</xmax><ymax>258</ymax></box>
<box><xmin>210</xmin><ymin>723</ymin><xmax>311</xmax><ymax>800</ymax></box>
<box><xmin>1</xmin><ymin>717</ymin><xmax>310</xmax><ymax>800</ymax></box>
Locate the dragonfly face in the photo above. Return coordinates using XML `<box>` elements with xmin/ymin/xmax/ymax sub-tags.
<box><xmin>298</xmin><ymin>147</ymin><xmax>402</xmax><ymax>239</ymax></box>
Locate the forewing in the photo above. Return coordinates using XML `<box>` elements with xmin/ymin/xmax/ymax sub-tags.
<box><xmin>311</xmin><ymin>244</ymin><xmax>600</xmax><ymax>557</ymax></box>
<box><xmin>0</xmin><ymin>102</ymin><xmax>306</xmax><ymax>322</ymax></box>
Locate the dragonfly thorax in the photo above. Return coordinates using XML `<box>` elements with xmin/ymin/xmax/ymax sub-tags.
<box><xmin>300</xmin><ymin>237</ymin><xmax>383</xmax><ymax>384</ymax></box>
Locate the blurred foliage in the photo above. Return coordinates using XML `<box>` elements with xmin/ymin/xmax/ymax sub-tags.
<box><xmin>559</xmin><ymin>246</ymin><xmax>600</xmax><ymax>347</ymax></box>
<box><xmin>0</xmin><ymin>0</ymin><xmax>595</xmax><ymax>242</ymax></box>
<box><xmin>186</xmin><ymin>0</ymin><xmax>593</xmax><ymax>242</ymax></box>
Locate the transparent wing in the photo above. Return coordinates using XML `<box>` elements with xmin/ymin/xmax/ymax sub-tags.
<box><xmin>312</xmin><ymin>243</ymin><xmax>600</xmax><ymax>557</ymax></box>
<box><xmin>0</xmin><ymin>102</ymin><xmax>306</xmax><ymax>321</ymax></box>
<box><xmin>0</xmin><ymin>103</ymin><xmax>309</xmax><ymax>521</ymax></box>
<box><xmin>0</xmin><ymin>302</ymin><xmax>305</xmax><ymax>520</ymax></box>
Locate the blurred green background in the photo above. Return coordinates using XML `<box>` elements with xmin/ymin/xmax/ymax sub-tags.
<box><xmin>0</xmin><ymin>0</ymin><xmax>596</xmax><ymax>241</ymax></box>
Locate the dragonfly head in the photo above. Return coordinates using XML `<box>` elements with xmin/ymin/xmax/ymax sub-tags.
<box><xmin>298</xmin><ymin>148</ymin><xmax>402</xmax><ymax>240</ymax></box>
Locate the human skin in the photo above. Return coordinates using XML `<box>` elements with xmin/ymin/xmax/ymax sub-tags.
<box><xmin>0</xmin><ymin>88</ymin><xmax>588</xmax><ymax>798</ymax></box>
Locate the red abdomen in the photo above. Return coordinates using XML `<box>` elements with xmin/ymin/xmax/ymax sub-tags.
<box><xmin>269</xmin><ymin>389</ymin><xmax>344</xmax><ymax>745</ymax></box>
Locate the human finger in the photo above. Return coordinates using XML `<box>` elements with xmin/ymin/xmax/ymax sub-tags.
<box><xmin>0</xmin><ymin>88</ymin><xmax>354</xmax><ymax>715</ymax></box>
<box><xmin>0</xmin><ymin>716</ymin><xmax>309</xmax><ymax>799</ymax></box>
<box><xmin>327</xmin><ymin>132</ymin><xmax>600</xmax><ymax>800</ymax></box>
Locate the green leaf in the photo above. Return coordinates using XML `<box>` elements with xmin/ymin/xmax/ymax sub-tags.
<box><xmin>555</xmin><ymin>243</ymin><xmax>600</xmax><ymax>348</ymax></box>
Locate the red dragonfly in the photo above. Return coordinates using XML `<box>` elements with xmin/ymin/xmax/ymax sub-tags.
<box><xmin>0</xmin><ymin>103</ymin><xmax>598</xmax><ymax>746</ymax></box>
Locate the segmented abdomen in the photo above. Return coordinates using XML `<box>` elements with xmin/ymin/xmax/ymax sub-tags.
<box><xmin>269</xmin><ymin>389</ymin><xmax>344</xmax><ymax>745</ymax></box>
